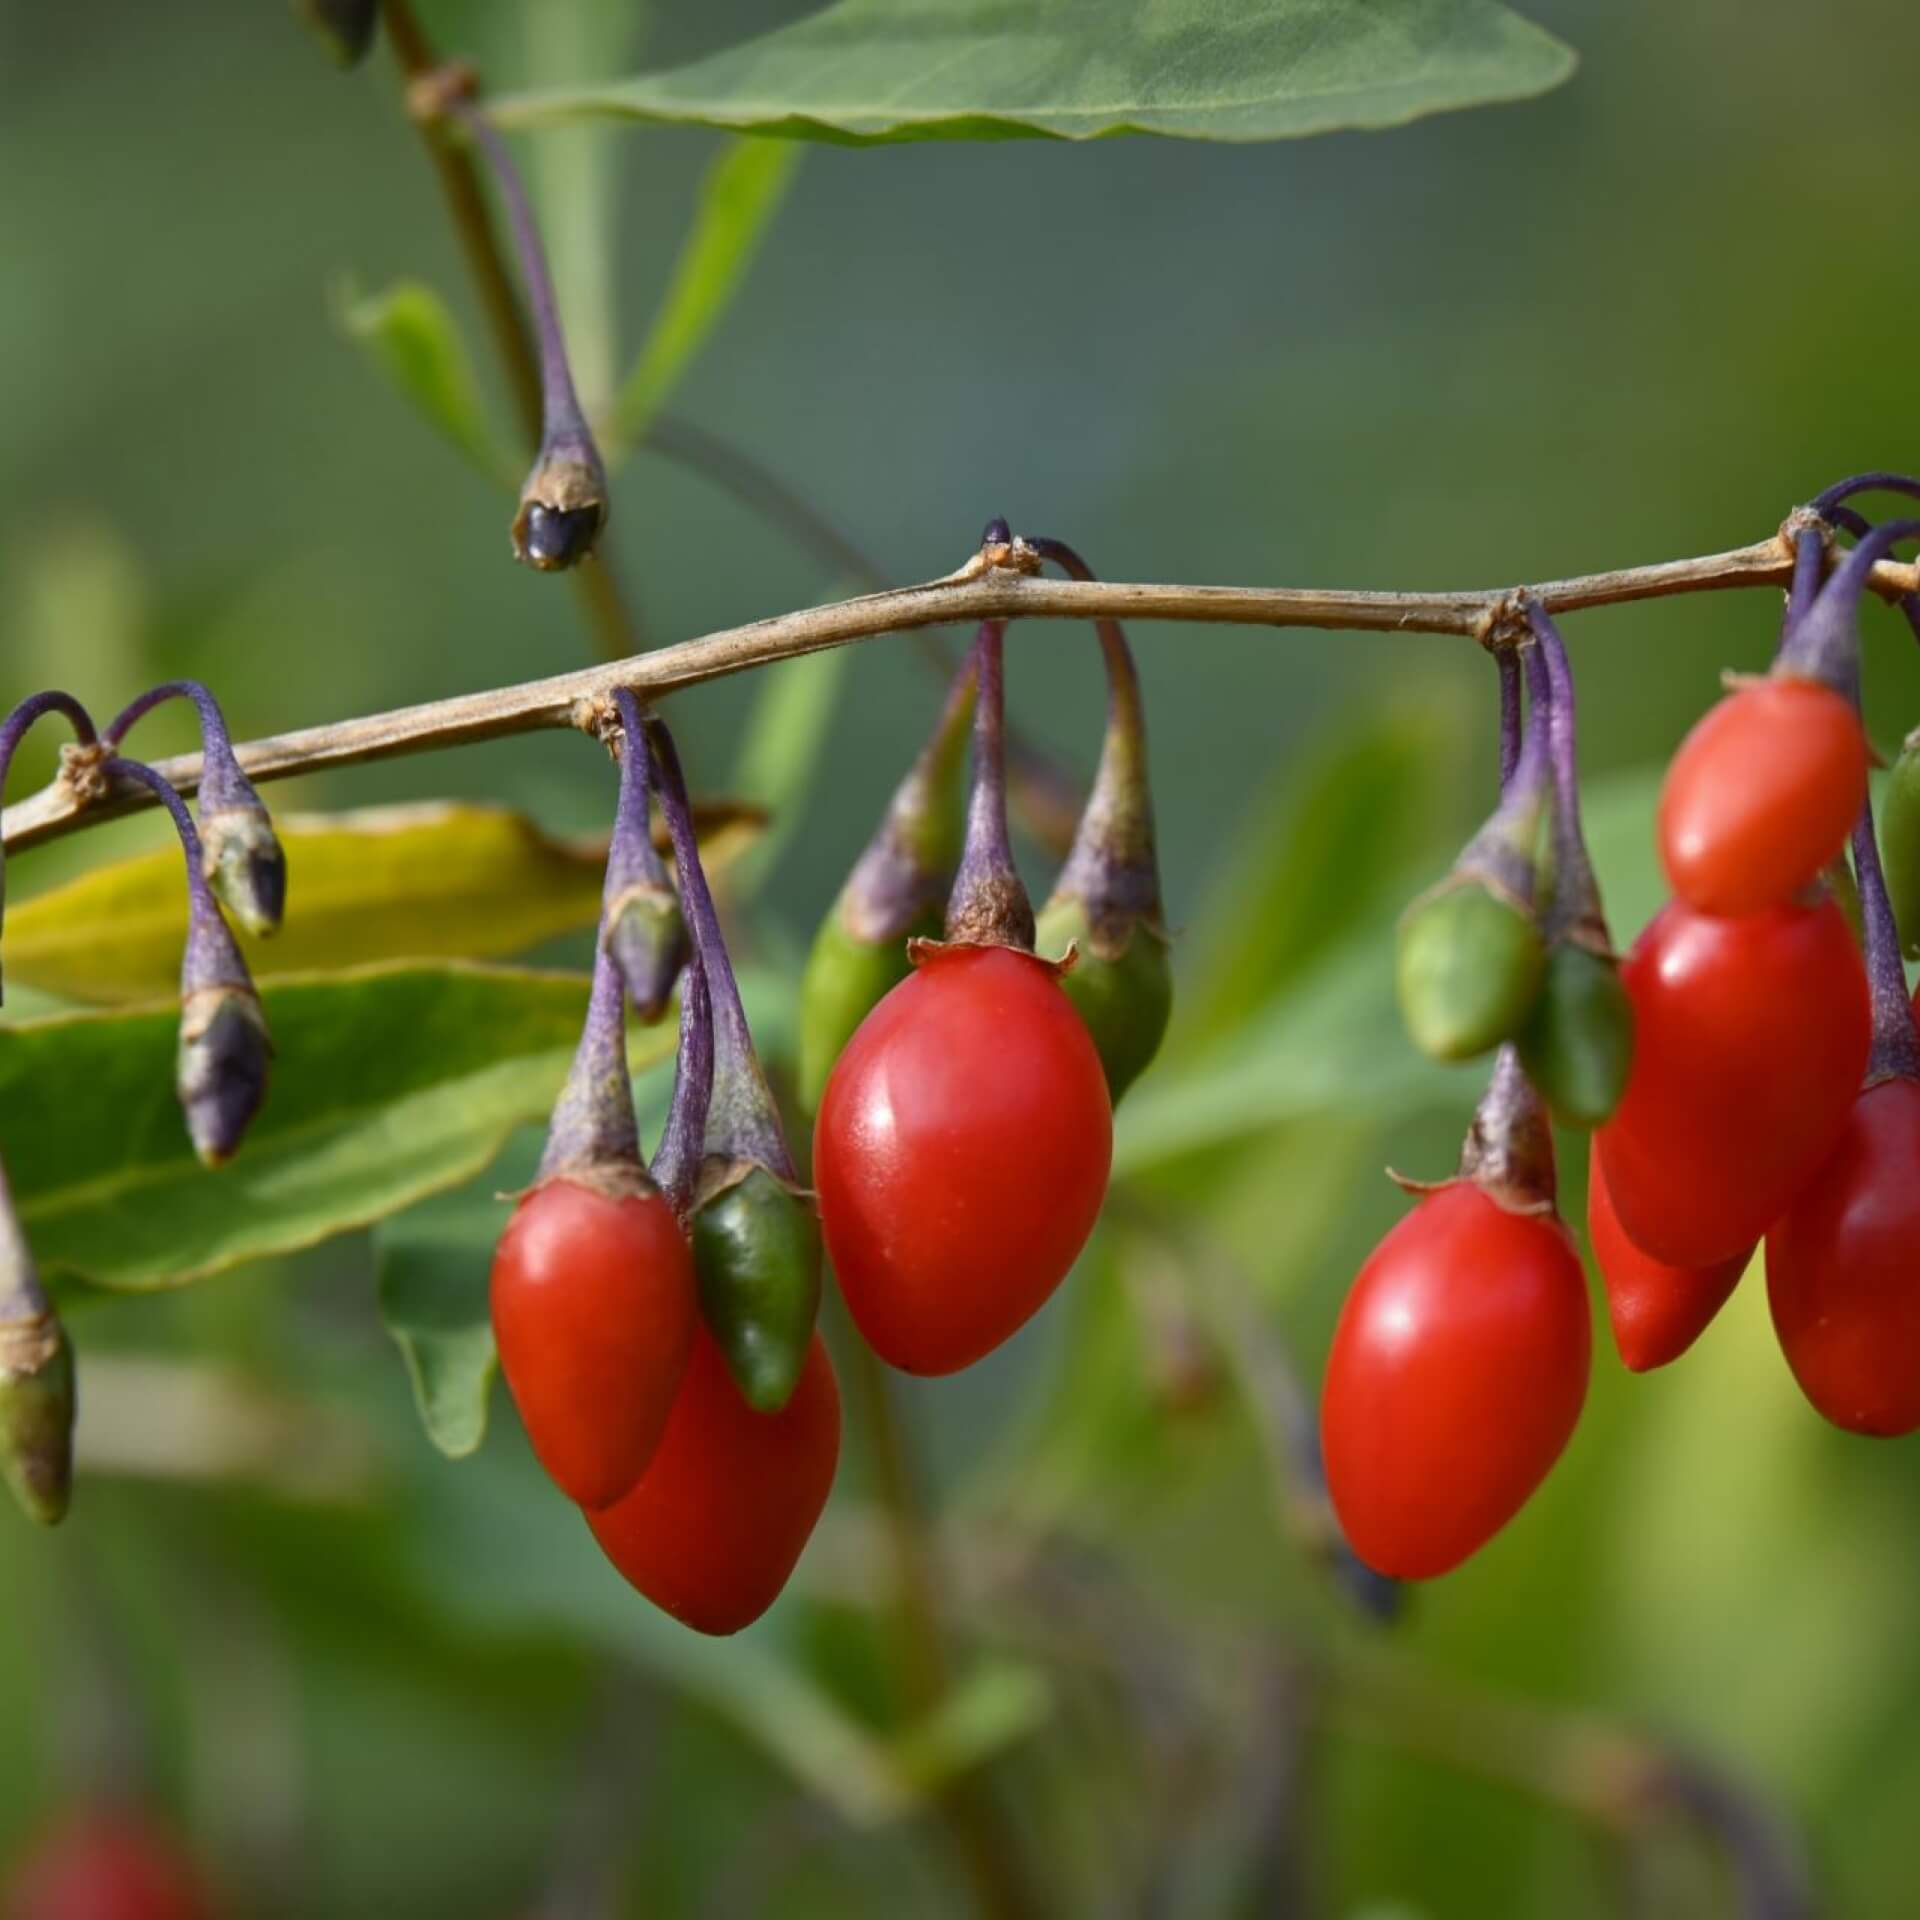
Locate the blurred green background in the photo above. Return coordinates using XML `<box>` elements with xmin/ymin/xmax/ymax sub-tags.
<box><xmin>3</xmin><ymin>1</ymin><xmax>1920</xmax><ymax>1914</ymax></box>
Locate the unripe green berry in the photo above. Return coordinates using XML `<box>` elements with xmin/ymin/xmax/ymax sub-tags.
<box><xmin>1035</xmin><ymin>897</ymin><xmax>1171</xmax><ymax>1105</ymax></box>
<box><xmin>1516</xmin><ymin>940</ymin><xmax>1634</xmax><ymax>1128</ymax></box>
<box><xmin>0</xmin><ymin>1314</ymin><xmax>73</xmax><ymax>1528</ymax></box>
<box><xmin>1396</xmin><ymin>879</ymin><xmax>1545</xmax><ymax>1063</ymax></box>
<box><xmin>692</xmin><ymin>1167</ymin><xmax>823</xmax><ymax>1415</ymax></box>
<box><xmin>797</xmin><ymin>906</ymin><xmax>937</xmax><ymax>1114</ymax></box>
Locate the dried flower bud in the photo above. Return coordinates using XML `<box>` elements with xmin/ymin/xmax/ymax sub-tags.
<box><xmin>203</xmin><ymin>804</ymin><xmax>288</xmax><ymax>939</ymax></box>
<box><xmin>178</xmin><ymin>983</ymin><xmax>272</xmax><ymax>1169</ymax></box>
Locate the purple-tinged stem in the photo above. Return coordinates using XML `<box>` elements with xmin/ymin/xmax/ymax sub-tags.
<box><xmin>943</xmin><ymin>622</ymin><xmax>1036</xmax><ymax>950</ymax></box>
<box><xmin>601</xmin><ymin>699</ymin><xmax>686</xmax><ymax>1021</ymax></box>
<box><xmin>1812</xmin><ymin>472</ymin><xmax>1920</xmax><ymax>519</ymax></box>
<box><xmin>648</xmin><ymin>946</ymin><xmax>712</xmax><ymax>1221</ymax></box>
<box><xmin>112</xmin><ymin>757</ymin><xmax>269</xmax><ymax>1165</ymax></box>
<box><xmin>1779</xmin><ymin>519</ymin><xmax>1920</xmax><ymax>693</ymax></box>
<box><xmin>537</xmin><ymin>942</ymin><xmax>642</xmax><ymax>1184</ymax></box>
<box><xmin>105</xmin><ymin>682</ymin><xmax>254</xmax><ymax>806</ymax></box>
<box><xmin>1457</xmin><ymin>639</ymin><xmax>1550</xmax><ymax>908</ymax></box>
<box><xmin>1497</xmin><ymin>648</ymin><xmax>1521</xmax><ymax>794</ymax></box>
<box><xmin>1027</xmin><ymin>536</ymin><xmax>1163</xmax><ymax>934</ymax></box>
<box><xmin>458</xmin><ymin>106</ymin><xmax>591</xmax><ymax>451</ymax></box>
<box><xmin>646</xmin><ymin>713</ymin><xmax>796</xmax><ymax>1182</ymax></box>
<box><xmin>455</xmin><ymin>101</ymin><xmax>607</xmax><ymax>570</ymax></box>
<box><xmin>1524</xmin><ymin>603</ymin><xmax>1608</xmax><ymax>945</ymax></box>
<box><xmin>1850</xmin><ymin>800</ymin><xmax>1920</xmax><ymax>1084</ymax></box>
<box><xmin>0</xmin><ymin>693</ymin><xmax>98</xmax><ymax>1001</ymax></box>
<box><xmin>1780</xmin><ymin>526</ymin><xmax>1828</xmax><ymax>647</ymax></box>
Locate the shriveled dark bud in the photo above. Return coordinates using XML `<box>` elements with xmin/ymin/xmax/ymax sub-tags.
<box><xmin>178</xmin><ymin>984</ymin><xmax>272</xmax><ymax>1168</ymax></box>
<box><xmin>298</xmin><ymin>0</ymin><xmax>378</xmax><ymax>66</ymax></box>
<box><xmin>202</xmin><ymin>805</ymin><xmax>288</xmax><ymax>938</ymax></box>
<box><xmin>516</xmin><ymin>498</ymin><xmax>606</xmax><ymax>572</ymax></box>
<box><xmin>691</xmin><ymin>1165</ymin><xmax>823</xmax><ymax>1414</ymax></box>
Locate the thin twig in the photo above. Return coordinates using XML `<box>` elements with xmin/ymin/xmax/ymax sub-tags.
<box><xmin>380</xmin><ymin>0</ymin><xmax>642</xmax><ymax>662</ymax></box>
<box><xmin>8</xmin><ymin>534</ymin><xmax>1918</xmax><ymax>855</ymax></box>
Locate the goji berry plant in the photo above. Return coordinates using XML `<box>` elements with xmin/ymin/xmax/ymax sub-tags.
<box><xmin>2</xmin><ymin>1</ymin><xmax>1918</xmax><ymax>1915</ymax></box>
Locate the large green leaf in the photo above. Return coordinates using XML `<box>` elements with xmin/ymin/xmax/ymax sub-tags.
<box><xmin>0</xmin><ymin>963</ymin><xmax>673</xmax><ymax>1291</ymax></box>
<box><xmin>609</xmin><ymin>139</ymin><xmax>803</xmax><ymax>453</ymax></box>
<box><xmin>488</xmin><ymin>0</ymin><xmax>1575</xmax><ymax>146</ymax></box>
<box><xmin>3</xmin><ymin>801</ymin><xmax>763</xmax><ymax>1006</ymax></box>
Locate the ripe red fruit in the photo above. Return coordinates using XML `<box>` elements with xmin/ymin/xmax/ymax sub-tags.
<box><xmin>1657</xmin><ymin>675</ymin><xmax>1867</xmax><ymax>916</ymax></box>
<box><xmin>490</xmin><ymin>1177</ymin><xmax>697</xmax><ymax>1510</ymax></box>
<box><xmin>1320</xmin><ymin>1181</ymin><xmax>1590</xmax><ymax>1581</ymax></box>
<box><xmin>1595</xmin><ymin>896</ymin><xmax>1869</xmax><ymax>1268</ymax></box>
<box><xmin>7</xmin><ymin>1807</ymin><xmax>211</xmax><ymax>1920</ymax></box>
<box><xmin>1767</xmin><ymin>1077</ymin><xmax>1920</xmax><ymax>1435</ymax></box>
<box><xmin>1586</xmin><ymin>1140</ymin><xmax>1748</xmax><ymax>1371</ymax></box>
<box><xmin>588</xmin><ymin>1327</ymin><xmax>840</xmax><ymax>1634</ymax></box>
<box><xmin>814</xmin><ymin>944</ymin><xmax>1112</xmax><ymax>1375</ymax></box>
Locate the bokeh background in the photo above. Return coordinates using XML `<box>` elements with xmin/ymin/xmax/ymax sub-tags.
<box><xmin>2</xmin><ymin>1</ymin><xmax>1919</xmax><ymax>1914</ymax></box>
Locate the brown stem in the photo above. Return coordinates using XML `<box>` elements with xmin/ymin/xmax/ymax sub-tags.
<box><xmin>379</xmin><ymin>0</ymin><xmax>639</xmax><ymax>663</ymax></box>
<box><xmin>10</xmin><ymin>532</ymin><xmax>1920</xmax><ymax>855</ymax></box>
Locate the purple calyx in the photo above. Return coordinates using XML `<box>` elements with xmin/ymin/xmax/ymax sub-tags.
<box><xmin>939</xmin><ymin>621</ymin><xmax>1037</xmax><ymax>952</ymax></box>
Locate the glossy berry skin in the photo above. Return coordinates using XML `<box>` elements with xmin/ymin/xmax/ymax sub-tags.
<box><xmin>1658</xmin><ymin>676</ymin><xmax>1867</xmax><ymax>917</ymax></box>
<box><xmin>587</xmin><ymin>1328</ymin><xmax>840</xmax><ymax>1634</ymax></box>
<box><xmin>1767</xmin><ymin>1078</ymin><xmax>1920</xmax><ymax>1436</ymax></box>
<box><xmin>491</xmin><ymin>1177</ymin><xmax>697</xmax><ymax>1511</ymax></box>
<box><xmin>1595</xmin><ymin>896</ymin><xmax>1869</xmax><ymax>1269</ymax></box>
<box><xmin>1321</xmin><ymin>1182</ymin><xmax>1590</xmax><ymax>1581</ymax></box>
<box><xmin>1587</xmin><ymin>1140</ymin><xmax>1748</xmax><ymax>1372</ymax></box>
<box><xmin>6</xmin><ymin>1807</ymin><xmax>212</xmax><ymax>1920</ymax></box>
<box><xmin>814</xmin><ymin>945</ymin><xmax>1112</xmax><ymax>1375</ymax></box>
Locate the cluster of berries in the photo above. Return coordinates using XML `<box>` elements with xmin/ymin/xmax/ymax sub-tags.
<box><xmin>1323</xmin><ymin>481</ymin><xmax>1920</xmax><ymax>1581</ymax></box>
<box><xmin>494</xmin><ymin>529</ymin><xmax>1170</xmax><ymax>1633</ymax></box>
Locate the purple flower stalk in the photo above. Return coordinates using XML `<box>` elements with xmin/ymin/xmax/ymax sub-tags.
<box><xmin>108</xmin><ymin>681</ymin><xmax>286</xmax><ymax>937</ymax></box>
<box><xmin>112</xmin><ymin>758</ymin><xmax>272</xmax><ymax>1168</ymax></box>
<box><xmin>1524</xmin><ymin>603</ymin><xmax>1611</xmax><ymax>950</ymax></box>
<box><xmin>1777</xmin><ymin>518</ymin><xmax>1920</xmax><ymax>696</ymax></box>
<box><xmin>942</xmin><ymin>621</ymin><xmax>1036</xmax><ymax>951</ymax></box>
<box><xmin>600</xmin><ymin>707</ymin><xmax>688</xmax><ymax>1024</ymax></box>
<box><xmin>457</xmin><ymin>104</ymin><xmax>609</xmax><ymax>571</ymax></box>
<box><xmin>1852</xmin><ymin>785</ymin><xmax>1920</xmax><ymax>1087</ymax></box>
<box><xmin>537</xmin><ymin>937</ymin><xmax>646</xmax><ymax>1190</ymax></box>
<box><xmin>0</xmin><ymin>692</ymin><xmax>97</xmax><ymax>1003</ymax></box>
<box><xmin>645</xmin><ymin>708</ymin><xmax>797</xmax><ymax>1185</ymax></box>
<box><xmin>1455</xmin><ymin>640</ymin><xmax>1552</xmax><ymax>910</ymax></box>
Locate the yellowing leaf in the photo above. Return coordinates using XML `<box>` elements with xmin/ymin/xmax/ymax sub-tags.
<box><xmin>4</xmin><ymin>800</ymin><xmax>764</xmax><ymax>1005</ymax></box>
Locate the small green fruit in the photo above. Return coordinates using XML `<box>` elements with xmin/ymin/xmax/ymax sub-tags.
<box><xmin>1396</xmin><ymin>879</ymin><xmax>1545</xmax><ymax>1063</ymax></box>
<box><xmin>1035</xmin><ymin>897</ymin><xmax>1172</xmax><ymax>1105</ymax></box>
<box><xmin>692</xmin><ymin>1167</ymin><xmax>823</xmax><ymax>1414</ymax></box>
<box><xmin>1517</xmin><ymin>940</ymin><xmax>1634</xmax><ymax>1128</ymax></box>
<box><xmin>797</xmin><ymin>905</ymin><xmax>934</xmax><ymax>1114</ymax></box>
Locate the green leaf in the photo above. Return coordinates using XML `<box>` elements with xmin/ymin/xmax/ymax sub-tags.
<box><xmin>609</xmin><ymin>138</ymin><xmax>802</xmax><ymax>451</ymax></box>
<box><xmin>0</xmin><ymin>963</ymin><xmax>673</xmax><ymax>1291</ymax></box>
<box><xmin>376</xmin><ymin>1184</ymin><xmax>510</xmax><ymax>1461</ymax></box>
<box><xmin>488</xmin><ymin>0</ymin><xmax>1575</xmax><ymax>147</ymax></box>
<box><xmin>3</xmin><ymin>801</ymin><xmax>763</xmax><ymax>1006</ymax></box>
<box><xmin>335</xmin><ymin>278</ymin><xmax>515</xmax><ymax>484</ymax></box>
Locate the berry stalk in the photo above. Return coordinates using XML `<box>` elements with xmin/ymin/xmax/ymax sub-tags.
<box><xmin>942</xmin><ymin>620</ymin><xmax>1035</xmax><ymax>951</ymax></box>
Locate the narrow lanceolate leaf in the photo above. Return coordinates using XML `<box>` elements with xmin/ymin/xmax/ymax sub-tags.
<box><xmin>609</xmin><ymin>139</ymin><xmax>802</xmax><ymax>451</ymax></box>
<box><xmin>0</xmin><ymin>964</ymin><xmax>671</xmax><ymax>1291</ymax></box>
<box><xmin>3</xmin><ymin>801</ymin><xmax>763</xmax><ymax>1006</ymax></box>
<box><xmin>335</xmin><ymin>279</ymin><xmax>516</xmax><ymax>483</ymax></box>
<box><xmin>487</xmin><ymin>0</ymin><xmax>1575</xmax><ymax>146</ymax></box>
